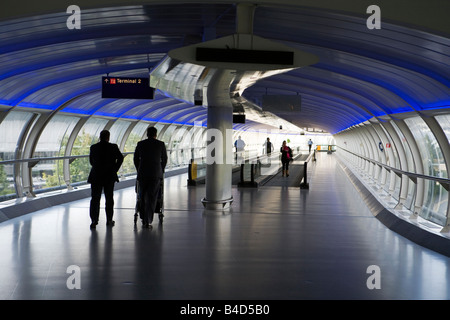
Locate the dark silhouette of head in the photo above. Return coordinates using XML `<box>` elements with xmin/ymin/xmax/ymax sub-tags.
<box><xmin>99</xmin><ymin>130</ymin><xmax>110</xmax><ymax>142</ymax></box>
<box><xmin>147</xmin><ymin>127</ymin><xmax>157</xmax><ymax>138</ymax></box>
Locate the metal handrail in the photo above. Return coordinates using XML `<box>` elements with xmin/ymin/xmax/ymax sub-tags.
<box><xmin>300</xmin><ymin>150</ymin><xmax>316</xmax><ymax>189</ymax></box>
<box><xmin>187</xmin><ymin>152</ymin><xmax>268</xmax><ymax>185</ymax></box>
<box><xmin>0</xmin><ymin>152</ymin><xmax>136</xmax><ymax>166</ymax></box>
<box><xmin>339</xmin><ymin>147</ymin><xmax>450</xmax><ymax>189</ymax></box>
<box><xmin>0</xmin><ymin>154</ymin><xmax>88</xmax><ymax>166</ymax></box>
<box><xmin>0</xmin><ymin>147</ymin><xmax>204</xmax><ymax>166</ymax></box>
<box><xmin>0</xmin><ymin>145</ymin><xmax>209</xmax><ymax>165</ymax></box>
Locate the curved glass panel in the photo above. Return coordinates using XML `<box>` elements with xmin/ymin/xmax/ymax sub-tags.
<box><xmin>405</xmin><ymin>116</ymin><xmax>447</xmax><ymax>225</ymax></box>
<box><xmin>33</xmin><ymin>115</ymin><xmax>79</xmax><ymax>192</ymax></box>
<box><xmin>170</xmin><ymin>126</ymin><xmax>199</xmax><ymax>167</ymax></box>
<box><xmin>390</xmin><ymin>120</ymin><xmax>416</xmax><ymax>209</ymax></box>
<box><xmin>122</xmin><ymin>122</ymin><xmax>149</xmax><ymax>175</ymax></box>
<box><xmin>435</xmin><ymin>114</ymin><xmax>450</xmax><ymax>143</ymax></box>
<box><xmin>377</xmin><ymin>124</ymin><xmax>401</xmax><ymax>200</ymax></box>
<box><xmin>167</xmin><ymin>125</ymin><xmax>187</xmax><ymax>168</ymax></box>
<box><xmin>190</xmin><ymin>126</ymin><xmax>206</xmax><ymax>160</ymax></box>
<box><xmin>0</xmin><ymin>111</ymin><xmax>34</xmax><ymax>201</ymax></box>
<box><xmin>109</xmin><ymin>120</ymin><xmax>131</xmax><ymax>146</ymax></box>
<box><xmin>70</xmin><ymin>117</ymin><xmax>108</xmax><ymax>184</ymax></box>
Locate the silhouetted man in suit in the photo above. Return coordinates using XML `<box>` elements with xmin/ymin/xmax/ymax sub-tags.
<box><xmin>88</xmin><ymin>130</ymin><xmax>124</xmax><ymax>229</ymax></box>
<box><xmin>134</xmin><ymin>127</ymin><xmax>168</xmax><ymax>228</ymax></box>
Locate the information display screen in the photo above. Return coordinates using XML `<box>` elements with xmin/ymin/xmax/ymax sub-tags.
<box><xmin>102</xmin><ymin>76</ymin><xmax>154</xmax><ymax>99</ymax></box>
<box><xmin>262</xmin><ymin>95</ymin><xmax>301</xmax><ymax>113</ymax></box>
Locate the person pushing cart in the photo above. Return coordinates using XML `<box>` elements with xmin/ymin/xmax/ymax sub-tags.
<box><xmin>133</xmin><ymin>126</ymin><xmax>168</xmax><ymax>228</ymax></box>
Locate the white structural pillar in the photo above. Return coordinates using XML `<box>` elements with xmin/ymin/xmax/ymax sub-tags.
<box><xmin>155</xmin><ymin>3</ymin><xmax>319</xmax><ymax>210</ymax></box>
<box><xmin>202</xmin><ymin>70</ymin><xmax>235</xmax><ymax>210</ymax></box>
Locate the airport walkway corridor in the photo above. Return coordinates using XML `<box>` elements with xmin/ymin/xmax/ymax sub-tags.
<box><xmin>0</xmin><ymin>153</ymin><xmax>449</xmax><ymax>300</ymax></box>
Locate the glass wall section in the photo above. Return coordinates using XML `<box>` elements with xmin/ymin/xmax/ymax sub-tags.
<box><xmin>434</xmin><ymin>114</ymin><xmax>450</xmax><ymax>223</ymax></box>
<box><xmin>170</xmin><ymin>126</ymin><xmax>199</xmax><ymax>167</ymax></box>
<box><xmin>109</xmin><ymin>120</ymin><xmax>131</xmax><ymax>146</ymax></box>
<box><xmin>153</xmin><ymin>123</ymin><xmax>166</xmax><ymax>142</ymax></box>
<box><xmin>159</xmin><ymin>124</ymin><xmax>178</xmax><ymax>169</ymax></box>
<box><xmin>378</xmin><ymin>124</ymin><xmax>401</xmax><ymax>199</ymax></box>
<box><xmin>390</xmin><ymin>121</ymin><xmax>416</xmax><ymax>209</ymax></box>
<box><xmin>70</xmin><ymin>117</ymin><xmax>108</xmax><ymax>185</ymax></box>
<box><xmin>405</xmin><ymin>116</ymin><xmax>447</xmax><ymax>225</ymax></box>
<box><xmin>435</xmin><ymin>114</ymin><xmax>450</xmax><ymax>143</ymax></box>
<box><xmin>0</xmin><ymin>111</ymin><xmax>34</xmax><ymax>201</ymax></box>
<box><xmin>122</xmin><ymin>122</ymin><xmax>149</xmax><ymax>175</ymax></box>
<box><xmin>167</xmin><ymin>125</ymin><xmax>189</xmax><ymax>168</ymax></box>
<box><xmin>33</xmin><ymin>115</ymin><xmax>78</xmax><ymax>192</ymax></box>
<box><xmin>189</xmin><ymin>125</ymin><xmax>206</xmax><ymax>161</ymax></box>
<box><xmin>159</xmin><ymin>123</ymin><xmax>176</xmax><ymax>144</ymax></box>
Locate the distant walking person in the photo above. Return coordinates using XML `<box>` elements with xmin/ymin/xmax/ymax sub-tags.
<box><xmin>88</xmin><ymin>130</ymin><xmax>124</xmax><ymax>229</ymax></box>
<box><xmin>263</xmin><ymin>137</ymin><xmax>274</xmax><ymax>164</ymax></box>
<box><xmin>280</xmin><ymin>140</ymin><xmax>293</xmax><ymax>177</ymax></box>
<box><xmin>234</xmin><ymin>135</ymin><xmax>246</xmax><ymax>162</ymax></box>
<box><xmin>134</xmin><ymin>127</ymin><xmax>168</xmax><ymax>228</ymax></box>
<box><xmin>308</xmin><ymin>139</ymin><xmax>313</xmax><ymax>153</ymax></box>
<box><xmin>263</xmin><ymin>137</ymin><xmax>274</xmax><ymax>155</ymax></box>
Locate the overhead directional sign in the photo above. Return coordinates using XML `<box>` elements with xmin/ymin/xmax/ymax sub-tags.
<box><xmin>102</xmin><ymin>76</ymin><xmax>154</xmax><ymax>99</ymax></box>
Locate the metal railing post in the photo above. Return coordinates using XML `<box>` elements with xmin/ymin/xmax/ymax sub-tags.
<box><xmin>300</xmin><ymin>161</ymin><xmax>309</xmax><ymax>189</ymax></box>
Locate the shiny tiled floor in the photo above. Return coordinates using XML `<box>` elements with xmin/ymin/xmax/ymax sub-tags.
<box><xmin>0</xmin><ymin>153</ymin><xmax>449</xmax><ymax>300</ymax></box>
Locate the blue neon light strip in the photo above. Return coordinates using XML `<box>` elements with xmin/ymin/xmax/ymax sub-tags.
<box><xmin>315</xmin><ymin>64</ymin><xmax>422</xmax><ymax>110</ymax></box>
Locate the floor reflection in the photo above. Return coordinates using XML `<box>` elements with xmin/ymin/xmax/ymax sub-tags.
<box><xmin>0</xmin><ymin>153</ymin><xmax>448</xmax><ymax>299</ymax></box>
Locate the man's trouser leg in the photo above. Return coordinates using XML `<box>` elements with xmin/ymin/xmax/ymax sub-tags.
<box><xmin>90</xmin><ymin>183</ymin><xmax>102</xmax><ymax>223</ymax></box>
<box><xmin>104</xmin><ymin>181</ymin><xmax>115</xmax><ymax>223</ymax></box>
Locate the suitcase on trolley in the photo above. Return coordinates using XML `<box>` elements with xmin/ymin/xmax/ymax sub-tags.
<box><xmin>134</xmin><ymin>177</ymin><xmax>164</xmax><ymax>225</ymax></box>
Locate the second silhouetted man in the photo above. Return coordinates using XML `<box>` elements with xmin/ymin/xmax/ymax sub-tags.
<box><xmin>134</xmin><ymin>127</ymin><xmax>168</xmax><ymax>228</ymax></box>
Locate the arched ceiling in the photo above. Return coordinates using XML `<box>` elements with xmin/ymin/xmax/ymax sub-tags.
<box><xmin>0</xmin><ymin>1</ymin><xmax>448</xmax><ymax>134</ymax></box>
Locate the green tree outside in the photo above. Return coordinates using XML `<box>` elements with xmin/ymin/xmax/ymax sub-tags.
<box><xmin>0</xmin><ymin>159</ymin><xmax>15</xmax><ymax>196</ymax></box>
<box><xmin>42</xmin><ymin>130</ymin><xmax>143</xmax><ymax>188</ymax></box>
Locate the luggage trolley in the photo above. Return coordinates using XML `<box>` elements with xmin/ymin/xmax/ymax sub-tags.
<box><xmin>155</xmin><ymin>176</ymin><xmax>164</xmax><ymax>223</ymax></box>
<box><xmin>134</xmin><ymin>177</ymin><xmax>164</xmax><ymax>225</ymax></box>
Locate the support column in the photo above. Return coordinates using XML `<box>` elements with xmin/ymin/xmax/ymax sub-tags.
<box><xmin>201</xmin><ymin>70</ymin><xmax>235</xmax><ymax>210</ymax></box>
